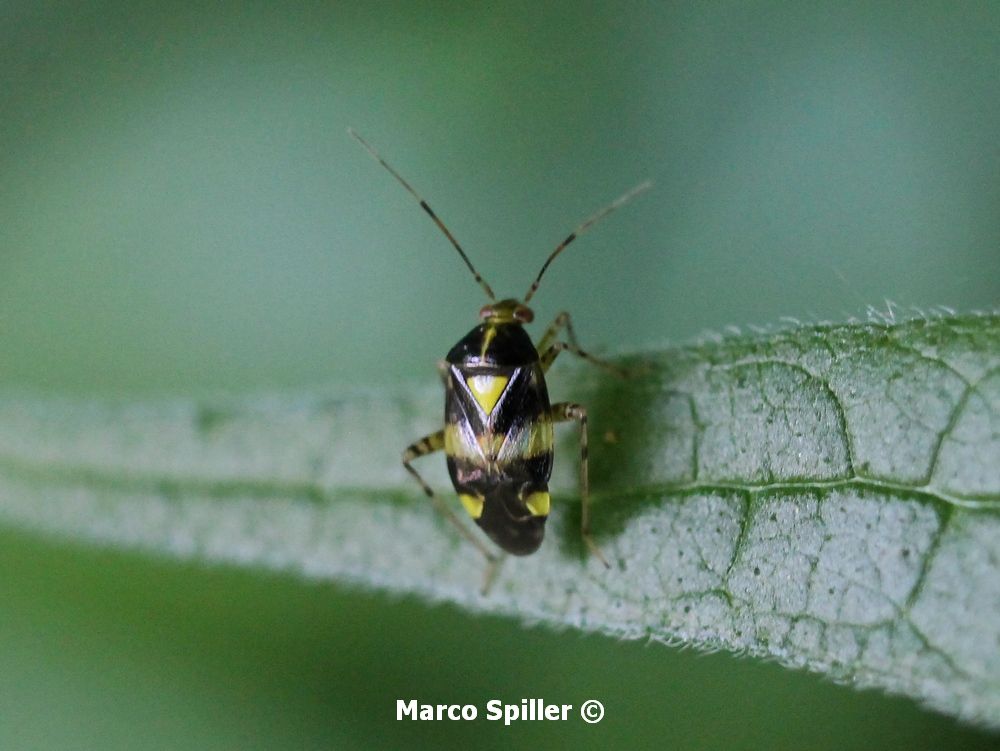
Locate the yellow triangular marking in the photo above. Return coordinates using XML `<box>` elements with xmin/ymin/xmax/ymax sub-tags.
<box><xmin>466</xmin><ymin>374</ymin><xmax>509</xmax><ymax>415</ymax></box>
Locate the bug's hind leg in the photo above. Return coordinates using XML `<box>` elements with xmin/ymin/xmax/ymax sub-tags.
<box><xmin>402</xmin><ymin>431</ymin><xmax>502</xmax><ymax>593</ymax></box>
<box><xmin>550</xmin><ymin>402</ymin><xmax>610</xmax><ymax>568</ymax></box>
<box><xmin>480</xmin><ymin>554</ymin><xmax>506</xmax><ymax>595</ymax></box>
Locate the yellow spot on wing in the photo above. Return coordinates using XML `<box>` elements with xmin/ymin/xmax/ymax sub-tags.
<box><xmin>524</xmin><ymin>491</ymin><xmax>550</xmax><ymax>517</ymax></box>
<box><xmin>526</xmin><ymin>418</ymin><xmax>553</xmax><ymax>455</ymax></box>
<box><xmin>444</xmin><ymin>423</ymin><xmax>457</xmax><ymax>455</ymax></box>
<box><xmin>459</xmin><ymin>493</ymin><xmax>484</xmax><ymax>519</ymax></box>
<box><xmin>445</xmin><ymin>422</ymin><xmax>489</xmax><ymax>460</ymax></box>
<box><xmin>466</xmin><ymin>374</ymin><xmax>509</xmax><ymax>415</ymax></box>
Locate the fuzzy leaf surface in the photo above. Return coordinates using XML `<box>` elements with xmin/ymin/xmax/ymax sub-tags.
<box><xmin>0</xmin><ymin>314</ymin><xmax>997</xmax><ymax>725</ymax></box>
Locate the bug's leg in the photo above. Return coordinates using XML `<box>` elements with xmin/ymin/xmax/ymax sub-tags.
<box><xmin>538</xmin><ymin>312</ymin><xmax>629</xmax><ymax>377</ymax></box>
<box><xmin>480</xmin><ymin>555</ymin><xmax>505</xmax><ymax>595</ymax></box>
<box><xmin>536</xmin><ymin>311</ymin><xmax>581</xmax><ymax>353</ymax></box>
<box><xmin>550</xmin><ymin>402</ymin><xmax>610</xmax><ymax>568</ymax></box>
<box><xmin>402</xmin><ymin>431</ymin><xmax>501</xmax><ymax>591</ymax></box>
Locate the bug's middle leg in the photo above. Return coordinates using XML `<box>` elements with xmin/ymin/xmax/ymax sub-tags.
<box><xmin>402</xmin><ymin>431</ymin><xmax>501</xmax><ymax>591</ymax></box>
<box><xmin>538</xmin><ymin>311</ymin><xmax>628</xmax><ymax>377</ymax></box>
<box><xmin>550</xmin><ymin>401</ymin><xmax>610</xmax><ymax>568</ymax></box>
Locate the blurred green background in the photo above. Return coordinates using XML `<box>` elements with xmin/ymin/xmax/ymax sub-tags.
<box><xmin>1</xmin><ymin>1</ymin><xmax>998</xmax><ymax>748</ymax></box>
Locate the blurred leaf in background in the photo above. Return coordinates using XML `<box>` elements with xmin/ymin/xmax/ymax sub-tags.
<box><xmin>0</xmin><ymin>0</ymin><xmax>997</xmax><ymax>749</ymax></box>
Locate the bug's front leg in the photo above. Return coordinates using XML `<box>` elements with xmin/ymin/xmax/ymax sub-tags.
<box><xmin>550</xmin><ymin>401</ymin><xmax>610</xmax><ymax>569</ymax></box>
<box><xmin>402</xmin><ymin>431</ymin><xmax>501</xmax><ymax>592</ymax></box>
<box><xmin>538</xmin><ymin>311</ymin><xmax>629</xmax><ymax>377</ymax></box>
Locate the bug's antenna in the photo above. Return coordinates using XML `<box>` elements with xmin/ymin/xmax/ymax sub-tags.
<box><xmin>348</xmin><ymin>128</ymin><xmax>496</xmax><ymax>301</ymax></box>
<box><xmin>523</xmin><ymin>180</ymin><xmax>652</xmax><ymax>303</ymax></box>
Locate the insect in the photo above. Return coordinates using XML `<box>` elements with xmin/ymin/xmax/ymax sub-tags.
<box><xmin>349</xmin><ymin>129</ymin><xmax>650</xmax><ymax>591</ymax></box>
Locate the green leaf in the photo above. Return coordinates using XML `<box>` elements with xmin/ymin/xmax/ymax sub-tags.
<box><xmin>0</xmin><ymin>313</ymin><xmax>997</xmax><ymax>726</ymax></box>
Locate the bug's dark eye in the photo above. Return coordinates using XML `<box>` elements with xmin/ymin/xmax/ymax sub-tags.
<box><xmin>479</xmin><ymin>305</ymin><xmax>494</xmax><ymax>319</ymax></box>
<box><xmin>514</xmin><ymin>306</ymin><xmax>534</xmax><ymax>323</ymax></box>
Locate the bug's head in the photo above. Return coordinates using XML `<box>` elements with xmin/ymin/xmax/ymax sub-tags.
<box><xmin>479</xmin><ymin>298</ymin><xmax>534</xmax><ymax>325</ymax></box>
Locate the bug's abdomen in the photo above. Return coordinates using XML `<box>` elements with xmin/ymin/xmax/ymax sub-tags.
<box><xmin>443</xmin><ymin>360</ymin><xmax>555</xmax><ymax>553</ymax></box>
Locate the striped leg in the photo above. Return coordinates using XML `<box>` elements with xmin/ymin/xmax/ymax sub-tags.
<box><xmin>402</xmin><ymin>431</ymin><xmax>501</xmax><ymax>592</ymax></box>
<box><xmin>538</xmin><ymin>312</ymin><xmax>628</xmax><ymax>377</ymax></box>
<box><xmin>551</xmin><ymin>402</ymin><xmax>610</xmax><ymax>568</ymax></box>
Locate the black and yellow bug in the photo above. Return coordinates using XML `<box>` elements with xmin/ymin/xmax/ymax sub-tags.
<box><xmin>350</xmin><ymin>129</ymin><xmax>649</xmax><ymax>590</ymax></box>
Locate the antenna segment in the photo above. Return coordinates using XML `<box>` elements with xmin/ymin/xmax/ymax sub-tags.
<box><xmin>349</xmin><ymin>128</ymin><xmax>496</xmax><ymax>300</ymax></box>
<box><xmin>523</xmin><ymin>180</ymin><xmax>652</xmax><ymax>303</ymax></box>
